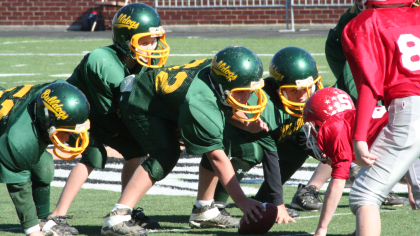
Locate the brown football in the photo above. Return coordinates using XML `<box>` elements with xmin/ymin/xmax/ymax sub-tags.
<box><xmin>238</xmin><ymin>202</ymin><xmax>278</xmax><ymax>235</ymax></box>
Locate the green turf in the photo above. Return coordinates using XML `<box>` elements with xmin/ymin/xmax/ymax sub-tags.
<box><xmin>0</xmin><ymin>37</ymin><xmax>335</xmax><ymax>89</ymax></box>
<box><xmin>0</xmin><ymin>184</ymin><xmax>416</xmax><ymax>236</ymax></box>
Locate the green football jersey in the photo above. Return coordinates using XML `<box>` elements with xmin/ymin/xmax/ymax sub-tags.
<box><xmin>226</xmin><ymin>77</ymin><xmax>305</xmax><ymax>162</ymax></box>
<box><xmin>123</xmin><ymin>59</ymin><xmax>212</xmax><ymax>121</ymax></box>
<box><xmin>0</xmin><ymin>80</ymin><xmax>65</xmax><ymax>177</ymax></box>
<box><xmin>326</xmin><ymin>4</ymin><xmax>360</xmax><ymax>102</ymax></box>
<box><xmin>67</xmin><ymin>45</ymin><xmax>146</xmax><ymax>119</ymax></box>
<box><xmin>179</xmin><ymin>68</ymin><xmax>231</xmax><ymax>155</ymax></box>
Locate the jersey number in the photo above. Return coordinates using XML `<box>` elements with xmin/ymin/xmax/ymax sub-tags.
<box><xmin>156</xmin><ymin>59</ymin><xmax>207</xmax><ymax>95</ymax></box>
<box><xmin>0</xmin><ymin>85</ymin><xmax>34</xmax><ymax>119</ymax></box>
<box><xmin>397</xmin><ymin>34</ymin><xmax>420</xmax><ymax>71</ymax></box>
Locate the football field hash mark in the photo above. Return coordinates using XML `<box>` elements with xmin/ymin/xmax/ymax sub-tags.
<box><xmin>52</xmin><ymin>151</ymin><xmax>409</xmax><ymax>195</ymax></box>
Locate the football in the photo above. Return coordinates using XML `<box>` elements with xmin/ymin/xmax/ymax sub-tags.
<box><xmin>238</xmin><ymin>202</ymin><xmax>278</xmax><ymax>235</ymax></box>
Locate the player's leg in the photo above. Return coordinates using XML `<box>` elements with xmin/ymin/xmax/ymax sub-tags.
<box><xmin>189</xmin><ymin>157</ymin><xmax>240</xmax><ymax>229</ymax></box>
<box><xmin>52</xmin><ymin>137</ymin><xmax>106</xmax><ymax>217</ymax></box>
<box><xmin>7</xmin><ymin>182</ymin><xmax>44</xmax><ymax>236</ymax></box>
<box><xmin>102</xmin><ymin>113</ymin><xmax>180</xmax><ymax>235</ymax></box>
<box><xmin>405</xmin><ymin>158</ymin><xmax>420</xmax><ymax>209</ymax></box>
<box><xmin>33</xmin><ymin>151</ymin><xmax>76</xmax><ymax>235</ymax></box>
<box><xmin>350</xmin><ymin>97</ymin><xmax>420</xmax><ymax>236</ymax></box>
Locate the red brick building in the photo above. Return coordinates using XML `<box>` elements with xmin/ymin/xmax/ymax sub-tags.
<box><xmin>0</xmin><ymin>0</ymin><xmax>351</xmax><ymax>30</ymax></box>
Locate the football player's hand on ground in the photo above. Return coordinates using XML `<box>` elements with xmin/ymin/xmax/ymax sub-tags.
<box><xmin>313</xmin><ymin>227</ymin><xmax>327</xmax><ymax>236</ymax></box>
<box><xmin>245</xmin><ymin>118</ymin><xmax>269</xmax><ymax>133</ymax></box>
<box><xmin>353</xmin><ymin>140</ymin><xmax>377</xmax><ymax>167</ymax></box>
<box><xmin>237</xmin><ymin>197</ymin><xmax>264</xmax><ymax>224</ymax></box>
<box><xmin>276</xmin><ymin>204</ymin><xmax>296</xmax><ymax>224</ymax></box>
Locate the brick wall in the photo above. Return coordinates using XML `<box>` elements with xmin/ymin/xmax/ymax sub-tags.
<box><xmin>0</xmin><ymin>0</ymin><xmax>349</xmax><ymax>29</ymax></box>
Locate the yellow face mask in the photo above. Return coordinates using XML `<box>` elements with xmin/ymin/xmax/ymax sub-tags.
<box><xmin>48</xmin><ymin>120</ymin><xmax>90</xmax><ymax>161</ymax></box>
<box><xmin>279</xmin><ymin>76</ymin><xmax>324</xmax><ymax>118</ymax></box>
<box><xmin>226</xmin><ymin>79</ymin><xmax>268</xmax><ymax>122</ymax></box>
<box><xmin>129</xmin><ymin>26</ymin><xmax>170</xmax><ymax>68</ymax></box>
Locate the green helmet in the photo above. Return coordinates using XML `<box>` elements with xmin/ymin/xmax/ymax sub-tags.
<box><xmin>35</xmin><ymin>83</ymin><xmax>90</xmax><ymax>161</ymax></box>
<box><xmin>269</xmin><ymin>47</ymin><xmax>323</xmax><ymax>117</ymax></box>
<box><xmin>210</xmin><ymin>46</ymin><xmax>267</xmax><ymax>121</ymax></box>
<box><xmin>112</xmin><ymin>3</ymin><xmax>170</xmax><ymax>68</ymax></box>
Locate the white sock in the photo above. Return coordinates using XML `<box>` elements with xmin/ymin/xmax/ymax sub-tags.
<box><xmin>195</xmin><ymin>199</ymin><xmax>214</xmax><ymax>208</ymax></box>
<box><xmin>104</xmin><ymin>204</ymin><xmax>133</xmax><ymax>229</ymax></box>
<box><xmin>112</xmin><ymin>204</ymin><xmax>133</xmax><ymax>212</ymax></box>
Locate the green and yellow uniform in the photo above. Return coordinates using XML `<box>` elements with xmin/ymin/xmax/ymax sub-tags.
<box><xmin>206</xmin><ymin>77</ymin><xmax>311</xmax><ymax>205</ymax></box>
<box><xmin>210</xmin><ymin>47</ymin><xmax>323</xmax><ymax>205</ymax></box>
<box><xmin>119</xmin><ymin>59</ymin><xmax>212</xmax><ymax>180</ymax></box>
<box><xmin>0</xmin><ymin>80</ymin><xmax>88</xmax><ymax>233</ymax></box>
<box><xmin>67</xmin><ymin>45</ymin><xmax>149</xmax><ymax>168</ymax></box>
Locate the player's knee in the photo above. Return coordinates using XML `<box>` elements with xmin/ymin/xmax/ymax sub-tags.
<box><xmin>349</xmin><ymin>193</ymin><xmax>382</xmax><ymax>215</ymax></box>
<box><xmin>142</xmin><ymin>152</ymin><xmax>180</xmax><ymax>181</ymax></box>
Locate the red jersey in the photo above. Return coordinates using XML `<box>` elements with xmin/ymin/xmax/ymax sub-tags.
<box><xmin>342</xmin><ymin>7</ymin><xmax>420</xmax><ymax>141</ymax></box>
<box><xmin>317</xmin><ymin>108</ymin><xmax>388</xmax><ymax>179</ymax></box>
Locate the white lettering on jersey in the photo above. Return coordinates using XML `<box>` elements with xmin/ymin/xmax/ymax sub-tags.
<box><xmin>372</xmin><ymin>106</ymin><xmax>387</xmax><ymax>118</ymax></box>
<box><xmin>397</xmin><ymin>34</ymin><xmax>420</xmax><ymax>72</ymax></box>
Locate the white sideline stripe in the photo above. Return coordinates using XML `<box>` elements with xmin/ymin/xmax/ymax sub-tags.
<box><xmin>0</xmin><ymin>73</ymin><xmax>40</xmax><ymax>76</ymax></box>
<box><xmin>53</xmin><ymin>160</ymin><xmax>408</xmax><ymax>195</ymax></box>
<box><xmin>49</xmin><ymin>74</ymin><xmax>71</xmax><ymax>78</ymax></box>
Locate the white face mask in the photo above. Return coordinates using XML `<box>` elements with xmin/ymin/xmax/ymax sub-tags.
<box><xmin>303</xmin><ymin>122</ymin><xmax>326</xmax><ymax>162</ymax></box>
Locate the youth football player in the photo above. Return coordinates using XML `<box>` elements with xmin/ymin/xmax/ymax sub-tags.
<box><xmin>207</xmin><ymin>47</ymin><xmax>324</xmax><ymax>221</ymax></box>
<box><xmin>50</xmin><ymin>3</ymin><xmax>170</xmax><ymax>232</ymax></box>
<box><xmin>0</xmin><ymin>82</ymin><xmax>90</xmax><ymax>236</ymax></box>
<box><xmin>101</xmin><ymin>46</ymin><xmax>288</xmax><ymax>235</ymax></box>
<box><xmin>302</xmin><ymin>88</ymin><xmax>389</xmax><ymax>236</ymax></box>
<box><xmin>342</xmin><ymin>0</ymin><xmax>420</xmax><ymax>234</ymax></box>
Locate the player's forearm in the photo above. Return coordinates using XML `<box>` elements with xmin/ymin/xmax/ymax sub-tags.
<box><xmin>317</xmin><ymin>178</ymin><xmax>345</xmax><ymax>230</ymax></box>
<box><xmin>353</xmin><ymin>84</ymin><xmax>376</xmax><ymax>141</ymax></box>
<box><xmin>227</xmin><ymin>113</ymin><xmax>248</xmax><ymax>130</ymax></box>
<box><xmin>206</xmin><ymin>149</ymin><xmax>247</xmax><ymax>203</ymax></box>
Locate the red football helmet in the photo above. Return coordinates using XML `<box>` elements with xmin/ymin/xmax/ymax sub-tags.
<box><xmin>302</xmin><ymin>87</ymin><xmax>355</xmax><ymax>162</ymax></box>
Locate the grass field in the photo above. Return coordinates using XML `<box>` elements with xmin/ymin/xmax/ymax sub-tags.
<box><xmin>0</xmin><ymin>37</ymin><xmax>418</xmax><ymax>236</ymax></box>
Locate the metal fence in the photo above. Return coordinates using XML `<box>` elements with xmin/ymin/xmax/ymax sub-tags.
<box><xmin>153</xmin><ymin>0</ymin><xmax>354</xmax><ymax>30</ymax></box>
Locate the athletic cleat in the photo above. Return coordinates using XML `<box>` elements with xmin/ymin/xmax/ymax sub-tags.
<box><xmin>290</xmin><ymin>184</ymin><xmax>323</xmax><ymax>211</ymax></box>
<box><xmin>40</xmin><ymin>214</ymin><xmax>78</xmax><ymax>235</ymax></box>
<box><xmin>102</xmin><ymin>208</ymin><xmax>148</xmax><ymax>236</ymax></box>
<box><xmin>214</xmin><ymin>201</ymin><xmax>229</xmax><ymax>211</ymax></box>
<box><xmin>286</xmin><ymin>207</ymin><xmax>300</xmax><ymax>218</ymax></box>
<box><xmin>189</xmin><ymin>202</ymin><xmax>239</xmax><ymax>229</ymax></box>
<box><xmin>132</xmin><ymin>208</ymin><xmax>160</xmax><ymax>229</ymax></box>
<box><xmin>383</xmin><ymin>192</ymin><xmax>407</xmax><ymax>206</ymax></box>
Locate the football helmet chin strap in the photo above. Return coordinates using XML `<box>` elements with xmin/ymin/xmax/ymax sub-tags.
<box><xmin>279</xmin><ymin>76</ymin><xmax>323</xmax><ymax>118</ymax></box>
<box><xmin>303</xmin><ymin>122</ymin><xmax>327</xmax><ymax>163</ymax></box>
<box><xmin>208</xmin><ymin>76</ymin><xmax>267</xmax><ymax>122</ymax></box>
<box><xmin>129</xmin><ymin>26</ymin><xmax>170</xmax><ymax>68</ymax></box>
<box><xmin>47</xmin><ymin>116</ymin><xmax>90</xmax><ymax>161</ymax></box>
